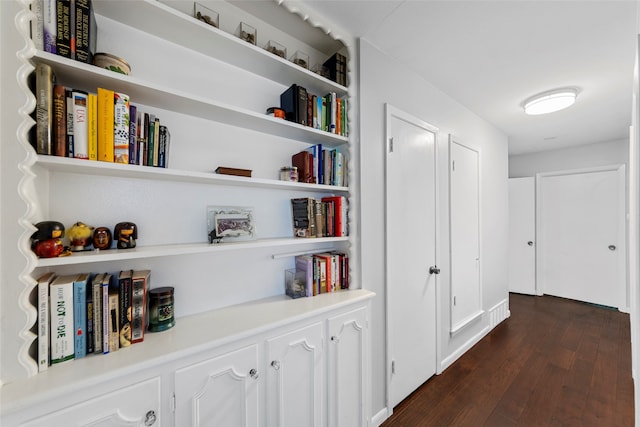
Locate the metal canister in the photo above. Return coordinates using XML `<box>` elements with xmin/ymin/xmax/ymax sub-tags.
<box><xmin>148</xmin><ymin>287</ymin><xmax>175</xmax><ymax>332</ymax></box>
<box><xmin>280</xmin><ymin>166</ymin><xmax>299</xmax><ymax>182</ymax></box>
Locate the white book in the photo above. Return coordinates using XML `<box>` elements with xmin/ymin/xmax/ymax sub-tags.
<box><xmin>92</xmin><ymin>273</ymin><xmax>104</xmax><ymax>354</ymax></box>
<box><xmin>36</xmin><ymin>272</ymin><xmax>55</xmax><ymax>372</ymax></box>
<box><xmin>72</xmin><ymin>90</ymin><xmax>89</xmax><ymax>159</ymax></box>
<box><xmin>49</xmin><ymin>274</ymin><xmax>78</xmax><ymax>364</ymax></box>
<box><xmin>30</xmin><ymin>0</ymin><xmax>44</xmax><ymax>51</ymax></box>
<box><xmin>43</xmin><ymin>0</ymin><xmax>56</xmax><ymax>53</ymax></box>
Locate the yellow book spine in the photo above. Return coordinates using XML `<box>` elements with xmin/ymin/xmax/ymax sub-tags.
<box><xmin>97</xmin><ymin>87</ymin><xmax>114</xmax><ymax>162</ymax></box>
<box><xmin>88</xmin><ymin>93</ymin><xmax>98</xmax><ymax>161</ymax></box>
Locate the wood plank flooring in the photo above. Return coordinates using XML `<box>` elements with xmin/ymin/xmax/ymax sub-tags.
<box><xmin>381</xmin><ymin>293</ymin><xmax>634</xmax><ymax>427</ymax></box>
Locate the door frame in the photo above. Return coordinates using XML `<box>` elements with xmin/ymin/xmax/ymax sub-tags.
<box><xmin>535</xmin><ymin>164</ymin><xmax>628</xmax><ymax>311</ymax></box>
<box><xmin>384</xmin><ymin>103</ymin><xmax>441</xmax><ymax>414</ymax></box>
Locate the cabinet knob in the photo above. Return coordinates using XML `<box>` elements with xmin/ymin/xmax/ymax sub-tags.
<box><xmin>330</xmin><ymin>335</ymin><xmax>339</xmax><ymax>343</ymax></box>
<box><xmin>144</xmin><ymin>410</ymin><xmax>157</xmax><ymax>426</ymax></box>
<box><xmin>271</xmin><ymin>360</ymin><xmax>280</xmax><ymax>370</ymax></box>
<box><xmin>429</xmin><ymin>266</ymin><xmax>440</xmax><ymax>275</ymax></box>
<box><xmin>249</xmin><ymin>368</ymin><xmax>259</xmax><ymax>379</ymax></box>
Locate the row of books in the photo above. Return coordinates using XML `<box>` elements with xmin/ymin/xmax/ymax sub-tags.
<box><xmin>292</xmin><ymin>144</ymin><xmax>347</xmax><ymax>187</ymax></box>
<box><xmin>280</xmin><ymin>84</ymin><xmax>348</xmax><ymax>137</ymax></box>
<box><xmin>323</xmin><ymin>52</ymin><xmax>347</xmax><ymax>86</ymax></box>
<box><xmin>31</xmin><ymin>0</ymin><xmax>97</xmax><ymax>63</ymax></box>
<box><xmin>291</xmin><ymin>196</ymin><xmax>347</xmax><ymax>238</ymax></box>
<box><xmin>286</xmin><ymin>252</ymin><xmax>349</xmax><ymax>298</ymax></box>
<box><xmin>33</xmin><ymin>63</ymin><xmax>170</xmax><ymax>167</ymax></box>
<box><xmin>34</xmin><ymin>269</ymin><xmax>150</xmax><ymax>372</ymax></box>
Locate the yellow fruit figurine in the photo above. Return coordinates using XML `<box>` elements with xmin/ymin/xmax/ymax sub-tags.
<box><xmin>67</xmin><ymin>221</ymin><xmax>94</xmax><ymax>251</ymax></box>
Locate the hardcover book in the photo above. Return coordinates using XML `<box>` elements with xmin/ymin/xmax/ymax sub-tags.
<box><xmin>55</xmin><ymin>0</ymin><xmax>72</xmax><ymax>58</ymax></box>
<box><xmin>52</xmin><ymin>84</ymin><xmax>66</xmax><ymax>156</ymax></box>
<box><xmin>72</xmin><ymin>90</ymin><xmax>89</xmax><ymax>159</ymax></box>
<box><xmin>101</xmin><ymin>273</ymin><xmax>111</xmax><ymax>354</ymax></box>
<box><xmin>36</xmin><ymin>272</ymin><xmax>56</xmax><ymax>372</ymax></box>
<box><xmin>86</xmin><ymin>275</ymin><xmax>94</xmax><ymax>354</ymax></box>
<box><xmin>158</xmin><ymin>125</ymin><xmax>170</xmax><ymax>168</ymax></box>
<box><xmin>291</xmin><ymin>197</ymin><xmax>316</xmax><ymax>238</ymax></box>
<box><xmin>113</xmin><ymin>92</ymin><xmax>130</xmax><ymax>164</ymax></box>
<box><xmin>321</xmin><ymin>195</ymin><xmax>348</xmax><ymax>237</ymax></box>
<box><xmin>50</xmin><ymin>273</ymin><xmax>78</xmax><ymax>364</ymax></box>
<box><xmin>108</xmin><ymin>282</ymin><xmax>120</xmax><ymax>352</ymax></box>
<box><xmin>131</xmin><ymin>270</ymin><xmax>150</xmax><ymax>344</ymax></box>
<box><xmin>65</xmin><ymin>88</ymin><xmax>74</xmax><ymax>157</ymax></box>
<box><xmin>146</xmin><ymin>113</ymin><xmax>156</xmax><ymax>166</ymax></box>
<box><xmin>91</xmin><ymin>273</ymin><xmax>104</xmax><ymax>353</ymax></box>
<box><xmin>73</xmin><ymin>273</ymin><xmax>89</xmax><ymax>359</ymax></box>
<box><xmin>43</xmin><ymin>0</ymin><xmax>56</xmax><ymax>53</ymax></box>
<box><xmin>118</xmin><ymin>270</ymin><xmax>132</xmax><ymax>348</ymax></box>
<box><xmin>34</xmin><ymin>63</ymin><xmax>54</xmax><ymax>155</ymax></box>
<box><xmin>97</xmin><ymin>87</ymin><xmax>115</xmax><ymax>162</ymax></box>
<box><xmin>128</xmin><ymin>105</ymin><xmax>137</xmax><ymax>165</ymax></box>
<box><xmin>74</xmin><ymin>0</ymin><xmax>96</xmax><ymax>64</ymax></box>
<box><xmin>292</xmin><ymin>150</ymin><xmax>314</xmax><ymax>183</ymax></box>
<box><xmin>280</xmin><ymin>84</ymin><xmax>308</xmax><ymax>126</ymax></box>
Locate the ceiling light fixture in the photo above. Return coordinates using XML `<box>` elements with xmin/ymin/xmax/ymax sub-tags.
<box><xmin>523</xmin><ymin>88</ymin><xmax>578</xmax><ymax>115</ymax></box>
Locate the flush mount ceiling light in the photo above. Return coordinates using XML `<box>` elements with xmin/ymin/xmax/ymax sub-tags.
<box><xmin>523</xmin><ymin>88</ymin><xmax>578</xmax><ymax>115</ymax></box>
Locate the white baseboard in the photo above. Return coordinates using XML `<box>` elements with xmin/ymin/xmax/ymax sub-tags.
<box><xmin>371</xmin><ymin>407</ymin><xmax>389</xmax><ymax>427</ymax></box>
<box><xmin>489</xmin><ymin>298</ymin><xmax>511</xmax><ymax>328</ymax></box>
<box><xmin>440</xmin><ymin>298</ymin><xmax>510</xmax><ymax>372</ymax></box>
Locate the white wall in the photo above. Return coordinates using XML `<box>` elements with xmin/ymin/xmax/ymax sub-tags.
<box><xmin>359</xmin><ymin>40</ymin><xmax>509</xmax><ymax>420</ymax></box>
<box><xmin>509</xmin><ymin>138</ymin><xmax>629</xmax><ymax>178</ymax></box>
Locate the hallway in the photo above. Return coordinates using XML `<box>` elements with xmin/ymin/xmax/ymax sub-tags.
<box><xmin>382</xmin><ymin>293</ymin><xmax>634</xmax><ymax>426</ymax></box>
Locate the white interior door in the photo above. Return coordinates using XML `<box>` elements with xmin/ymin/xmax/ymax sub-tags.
<box><xmin>508</xmin><ymin>177</ymin><xmax>537</xmax><ymax>295</ymax></box>
<box><xmin>449</xmin><ymin>138</ymin><xmax>482</xmax><ymax>333</ymax></box>
<box><xmin>538</xmin><ymin>166</ymin><xmax>626</xmax><ymax>309</ymax></box>
<box><xmin>385</xmin><ymin>104</ymin><xmax>437</xmax><ymax>409</ymax></box>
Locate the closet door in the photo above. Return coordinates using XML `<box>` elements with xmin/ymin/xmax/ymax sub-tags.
<box><xmin>508</xmin><ymin>177</ymin><xmax>536</xmax><ymax>295</ymax></box>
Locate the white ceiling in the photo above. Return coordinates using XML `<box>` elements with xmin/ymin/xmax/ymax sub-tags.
<box><xmin>298</xmin><ymin>0</ymin><xmax>639</xmax><ymax>155</ymax></box>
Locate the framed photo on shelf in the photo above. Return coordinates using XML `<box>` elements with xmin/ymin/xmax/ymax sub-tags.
<box><xmin>207</xmin><ymin>206</ymin><xmax>256</xmax><ymax>243</ymax></box>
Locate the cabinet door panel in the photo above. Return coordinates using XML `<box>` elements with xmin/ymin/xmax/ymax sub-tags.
<box><xmin>327</xmin><ymin>307</ymin><xmax>368</xmax><ymax>427</ymax></box>
<box><xmin>21</xmin><ymin>377</ymin><xmax>161</xmax><ymax>427</ymax></box>
<box><xmin>266</xmin><ymin>322</ymin><xmax>323</xmax><ymax>427</ymax></box>
<box><xmin>175</xmin><ymin>344</ymin><xmax>259</xmax><ymax>427</ymax></box>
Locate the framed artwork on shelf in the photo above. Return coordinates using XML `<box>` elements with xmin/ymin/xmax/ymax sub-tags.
<box><xmin>207</xmin><ymin>206</ymin><xmax>256</xmax><ymax>243</ymax></box>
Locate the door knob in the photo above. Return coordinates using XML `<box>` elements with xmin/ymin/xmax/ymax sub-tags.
<box><xmin>429</xmin><ymin>266</ymin><xmax>440</xmax><ymax>275</ymax></box>
<box><xmin>527</xmin><ymin>241</ymin><xmax>534</xmax><ymax>246</ymax></box>
<box><xmin>608</xmin><ymin>245</ymin><xmax>616</xmax><ymax>251</ymax></box>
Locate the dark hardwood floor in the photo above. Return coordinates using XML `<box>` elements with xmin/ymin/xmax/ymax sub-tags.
<box><xmin>381</xmin><ymin>293</ymin><xmax>634</xmax><ymax>427</ymax></box>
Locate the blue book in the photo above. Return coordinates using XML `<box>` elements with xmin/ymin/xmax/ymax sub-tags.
<box><xmin>73</xmin><ymin>273</ymin><xmax>90</xmax><ymax>359</ymax></box>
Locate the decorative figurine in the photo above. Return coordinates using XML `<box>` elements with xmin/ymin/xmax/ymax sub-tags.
<box><xmin>92</xmin><ymin>227</ymin><xmax>112</xmax><ymax>250</ymax></box>
<box><xmin>67</xmin><ymin>221</ymin><xmax>94</xmax><ymax>251</ymax></box>
<box><xmin>33</xmin><ymin>237</ymin><xmax>65</xmax><ymax>258</ymax></box>
<box><xmin>114</xmin><ymin>222</ymin><xmax>137</xmax><ymax>249</ymax></box>
<box><xmin>31</xmin><ymin>221</ymin><xmax>66</xmax><ymax>258</ymax></box>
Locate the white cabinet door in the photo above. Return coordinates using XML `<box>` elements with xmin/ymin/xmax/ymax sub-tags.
<box><xmin>265</xmin><ymin>322</ymin><xmax>324</xmax><ymax>427</ymax></box>
<box><xmin>21</xmin><ymin>377</ymin><xmax>161</xmax><ymax>427</ymax></box>
<box><xmin>327</xmin><ymin>307</ymin><xmax>368</xmax><ymax>427</ymax></box>
<box><xmin>174</xmin><ymin>344</ymin><xmax>259</xmax><ymax>427</ymax></box>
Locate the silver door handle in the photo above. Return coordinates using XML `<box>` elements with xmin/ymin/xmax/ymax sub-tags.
<box><xmin>429</xmin><ymin>266</ymin><xmax>440</xmax><ymax>275</ymax></box>
<box><xmin>608</xmin><ymin>245</ymin><xmax>616</xmax><ymax>251</ymax></box>
<box><xmin>527</xmin><ymin>241</ymin><xmax>534</xmax><ymax>246</ymax></box>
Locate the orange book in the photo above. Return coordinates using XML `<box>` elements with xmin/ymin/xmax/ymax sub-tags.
<box><xmin>97</xmin><ymin>87</ymin><xmax>114</xmax><ymax>162</ymax></box>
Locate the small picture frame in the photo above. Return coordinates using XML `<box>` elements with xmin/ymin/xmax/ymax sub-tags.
<box><xmin>207</xmin><ymin>206</ymin><xmax>256</xmax><ymax>243</ymax></box>
<box><xmin>194</xmin><ymin>2</ymin><xmax>219</xmax><ymax>28</ymax></box>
